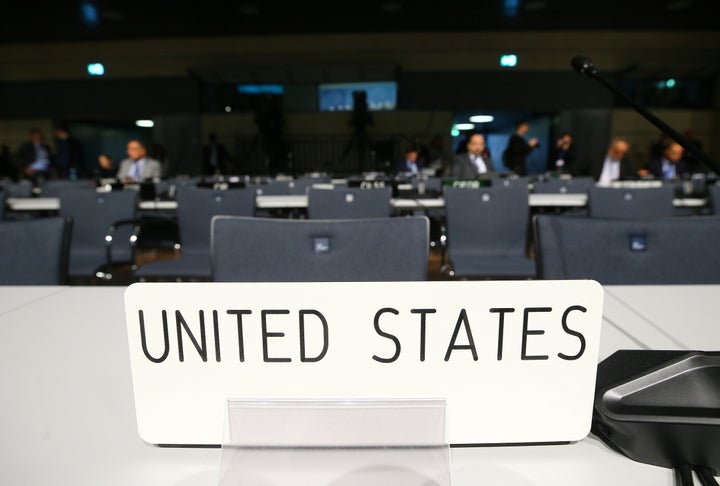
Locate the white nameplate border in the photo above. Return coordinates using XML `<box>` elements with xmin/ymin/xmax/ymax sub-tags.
<box><xmin>124</xmin><ymin>280</ymin><xmax>603</xmax><ymax>446</ymax></box>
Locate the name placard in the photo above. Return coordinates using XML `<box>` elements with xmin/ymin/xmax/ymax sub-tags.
<box><xmin>124</xmin><ymin>280</ymin><xmax>603</xmax><ymax>446</ymax></box>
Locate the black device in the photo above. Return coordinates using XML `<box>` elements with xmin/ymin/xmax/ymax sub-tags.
<box><xmin>593</xmin><ymin>351</ymin><xmax>720</xmax><ymax>485</ymax></box>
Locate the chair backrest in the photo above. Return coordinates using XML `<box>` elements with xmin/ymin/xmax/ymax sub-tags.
<box><xmin>252</xmin><ymin>180</ymin><xmax>291</xmax><ymax>196</ymax></box>
<box><xmin>211</xmin><ymin>216</ymin><xmax>429</xmax><ymax>282</ymax></box>
<box><xmin>7</xmin><ymin>181</ymin><xmax>34</xmax><ymax>198</ymax></box>
<box><xmin>40</xmin><ymin>179</ymin><xmax>95</xmax><ymax>197</ymax></box>
<box><xmin>443</xmin><ymin>186</ymin><xmax>529</xmax><ymax>257</ymax></box>
<box><xmin>491</xmin><ymin>176</ymin><xmax>531</xmax><ymax>189</ymax></box>
<box><xmin>176</xmin><ymin>187</ymin><xmax>256</xmax><ymax>254</ymax></box>
<box><xmin>0</xmin><ymin>217</ymin><xmax>72</xmax><ymax>284</ymax></box>
<box><xmin>709</xmin><ymin>184</ymin><xmax>720</xmax><ymax>215</ymax></box>
<box><xmin>290</xmin><ymin>175</ymin><xmax>331</xmax><ymax>195</ymax></box>
<box><xmin>532</xmin><ymin>177</ymin><xmax>594</xmax><ymax>194</ymax></box>
<box><xmin>59</xmin><ymin>189</ymin><xmax>137</xmax><ymax>253</ymax></box>
<box><xmin>0</xmin><ymin>189</ymin><xmax>5</xmax><ymax>220</ymax></box>
<box><xmin>588</xmin><ymin>186</ymin><xmax>675</xmax><ymax>219</ymax></box>
<box><xmin>534</xmin><ymin>214</ymin><xmax>720</xmax><ymax>284</ymax></box>
<box><xmin>307</xmin><ymin>187</ymin><xmax>392</xmax><ymax>219</ymax></box>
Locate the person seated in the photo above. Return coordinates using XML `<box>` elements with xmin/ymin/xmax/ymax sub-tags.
<box><xmin>395</xmin><ymin>145</ymin><xmax>424</xmax><ymax>176</ymax></box>
<box><xmin>116</xmin><ymin>140</ymin><xmax>162</xmax><ymax>183</ymax></box>
<box><xmin>451</xmin><ymin>133</ymin><xmax>494</xmax><ymax>178</ymax></box>
<box><xmin>96</xmin><ymin>153</ymin><xmax>116</xmax><ymax>179</ymax></box>
<box><xmin>595</xmin><ymin>137</ymin><xmax>634</xmax><ymax>186</ymax></box>
<box><xmin>642</xmin><ymin>140</ymin><xmax>688</xmax><ymax>180</ymax></box>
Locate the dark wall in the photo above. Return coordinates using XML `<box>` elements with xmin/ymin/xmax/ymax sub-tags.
<box><xmin>398</xmin><ymin>71</ymin><xmax>615</xmax><ymax>111</ymax></box>
<box><xmin>0</xmin><ymin>78</ymin><xmax>201</xmax><ymax>119</ymax></box>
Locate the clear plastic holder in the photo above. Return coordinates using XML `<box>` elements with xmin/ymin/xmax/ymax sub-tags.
<box><xmin>218</xmin><ymin>398</ymin><xmax>452</xmax><ymax>486</ymax></box>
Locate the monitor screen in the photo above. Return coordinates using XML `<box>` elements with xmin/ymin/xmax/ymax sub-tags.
<box><xmin>318</xmin><ymin>81</ymin><xmax>397</xmax><ymax>112</ymax></box>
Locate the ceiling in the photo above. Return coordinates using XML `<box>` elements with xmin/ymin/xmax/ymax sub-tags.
<box><xmin>1</xmin><ymin>0</ymin><xmax>716</xmax><ymax>44</ymax></box>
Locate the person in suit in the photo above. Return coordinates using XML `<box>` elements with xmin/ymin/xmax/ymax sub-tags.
<box><xmin>16</xmin><ymin>128</ymin><xmax>52</xmax><ymax>179</ymax></box>
<box><xmin>53</xmin><ymin>124</ymin><xmax>85</xmax><ymax>179</ymax></box>
<box><xmin>551</xmin><ymin>132</ymin><xmax>576</xmax><ymax>174</ymax></box>
<box><xmin>395</xmin><ymin>145</ymin><xmax>424</xmax><ymax>175</ymax></box>
<box><xmin>595</xmin><ymin>137</ymin><xmax>634</xmax><ymax>186</ymax></box>
<box><xmin>116</xmin><ymin>139</ymin><xmax>162</xmax><ymax>183</ymax></box>
<box><xmin>642</xmin><ymin>140</ymin><xmax>688</xmax><ymax>180</ymax></box>
<box><xmin>202</xmin><ymin>132</ymin><xmax>233</xmax><ymax>176</ymax></box>
<box><xmin>451</xmin><ymin>133</ymin><xmax>494</xmax><ymax>178</ymax></box>
<box><xmin>502</xmin><ymin>120</ymin><xmax>539</xmax><ymax>176</ymax></box>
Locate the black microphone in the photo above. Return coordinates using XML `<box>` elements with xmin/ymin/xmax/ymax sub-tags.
<box><xmin>570</xmin><ymin>54</ymin><xmax>720</xmax><ymax>175</ymax></box>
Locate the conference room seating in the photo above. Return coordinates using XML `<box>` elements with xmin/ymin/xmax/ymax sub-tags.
<box><xmin>709</xmin><ymin>184</ymin><xmax>720</xmax><ymax>215</ymax></box>
<box><xmin>39</xmin><ymin>178</ymin><xmax>95</xmax><ymax>197</ymax></box>
<box><xmin>211</xmin><ymin>216</ymin><xmax>429</xmax><ymax>281</ymax></box>
<box><xmin>534</xmin><ymin>214</ymin><xmax>720</xmax><ymax>284</ymax></box>
<box><xmin>59</xmin><ymin>189</ymin><xmax>138</xmax><ymax>279</ymax></box>
<box><xmin>307</xmin><ymin>187</ymin><xmax>392</xmax><ymax>219</ymax></box>
<box><xmin>0</xmin><ymin>188</ymin><xmax>5</xmax><ymax>220</ymax></box>
<box><xmin>492</xmin><ymin>176</ymin><xmax>531</xmax><ymax>189</ymax></box>
<box><xmin>6</xmin><ymin>180</ymin><xmax>33</xmax><ymax>198</ymax></box>
<box><xmin>588</xmin><ymin>185</ymin><xmax>675</xmax><ymax>219</ymax></box>
<box><xmin>290</xmin><ymin>175</ymin><xmax>332</xmax><ymax>195</ymax></box>
<box><xmin>135</xmin><ymin>187</ymin><xmax>256</xmax><ymax>281</ymax></box>
<box><xmin>532</xmin><ymin>177</ymin><xmax>594</xmax><ymax>194</ymax></box>
<box><xmin>0</xmin><ymin>217</ymin><xmax>72</xmax><ymax>285</ymax></box>
<box><xmin>443</xmin><ymin>186</ymin><xmax>535</xmax><ymax>278</ymax></box>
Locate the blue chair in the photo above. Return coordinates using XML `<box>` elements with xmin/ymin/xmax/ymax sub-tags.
<box><xmin>0</xmin><ymin>189</ymin><xmax>5</xmax><ymax>220</ymax></box>
<box><xmin>588</xmin><ymin>186</ymin><xmax>675</xmax><ymax>219</ymax></box>
<box><xmin>307</xmin><ymin>187</ymin><xmax>392</xmax><ymax>219</ymax></box>
<box><xmin>491</xmin><ymin>176</ymin><xmax>531</xmax><ymax>189</ymax></box>
<box><xmin>135</xmin><ymin>187</ymin><xmax>256</xmax><ymax>280</ymax></box>
<box><xmin>59</xmin><ymin>189</ymin><xmax>138</xmax><ymax>279</ymax></box>
<box><xmin>211</xmin><ymin>216</ymin><xmax>429</xmax><ymax>282</ymax></box>
<box><xmin>39</xmin><ymin>179</ymin><xmax>95</xmax><ymax>197</ymax></box>
<box><xmin>534</xmin><ymin>214</ymin><xmax>720</xmax><ymax>284</ymax></box>
<box><xmin>443</xmin><ymin>186</ymin><xmax>535</xmax><ymax>278</ymax></box>
<box><xmin>0</xmin><ymin>217</ymin><xmax>72</xmax><ymax>284</ymax></box>
<box><xmin>709</xmin><ymin>184</ymin><xmax>720</xmax><ymax>215</ymax></box>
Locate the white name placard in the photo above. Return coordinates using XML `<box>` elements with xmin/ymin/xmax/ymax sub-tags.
<box><xmin>124</xmin><ymin>280</ymin><xmax>603</xmax><ymax>446</ymax></box>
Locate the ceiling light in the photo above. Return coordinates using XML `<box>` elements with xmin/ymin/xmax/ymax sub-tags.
<box><xmin>135</xmin><ymin>120</ymin><xmax>154</xmax><ymax>128</ymax></box>
<box><xmin>469</xmin><ymin>115</ymin><xmax>495</xmax><ymax>123</ymax></box>
<box><xmin>453</xmin><ymin>123</ymin><xmax>475</xmax><ymax>131</ymax></box>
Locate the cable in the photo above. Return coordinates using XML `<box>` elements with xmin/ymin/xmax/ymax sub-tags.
<box><xmin>675</xmin><ymin>464</ymin><xmax>694</xmax><ymax>486</ymax></box>
<box><xmin>694</xmin><ymin>466</ymin><xmax>720</xmax><ymax>486</ymax></box>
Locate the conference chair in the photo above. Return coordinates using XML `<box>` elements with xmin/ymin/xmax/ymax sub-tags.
<box><xmin>59</xmin><ymin>189</ymin><xmax>138</xmax><ymax>279</ymax></box>
<box><xmin>492</xmin><ymin>176</ymin><xmax>531</xmax><ymax>189</ymax></box>
<box><xmin>532</xmin><ymin>177</ymin><xmax>594</xmax><ymax>194</ymax></box>
<box><xmin>6</xmin><ymin>180</ymin><xmax>34</xmax><ymax>198</ymax></box>
<box><xmin>307</xmin><ymin>187</ymin><xmax>392</xmax><ymax>219</ymax></box>
<box><xmin>0</xmin><ymin>217</ymin><xmax>72</xmax><ymax>285</ymax></box>
<box><xmin>39</xmin><ymin>178</ymin><xmax>95</xmax><ymax>197</ymax></box>
<box><xmin>443</xmin><ymin>186</ymin><xmax>535</xmax><ymax>278</ymax></box>
<box><xmin>135</xmin><ymin>187</ymin><xmax>256</xmax><ymax>281</ymax></box>
<box><xmin>709</xmin><ymin>184</ymin><xmax>720</xmax><ymax>215</ymax></box>
<box><xmin>211</xmin><ymin>216</ymin><xmax>429</xmax><ymax>282</ymax></box>
<box><xmin>0</xmin><ymin>188</ymin><xmax>5</xmax><ymax>220</ymax></box>
<box><xmin>588</xmin><ymin>185</ymin><xmax>675</xmax><ymax>219</ymax></box>
<box><xmin>290</xmin><ymin>175</ymin><xmax>332</xmax><ymax>195</ymax></box>
<box><xmin>534</xmin><ymin>214</ymin><xmax>720</xmax><ymax>284</ymax></box>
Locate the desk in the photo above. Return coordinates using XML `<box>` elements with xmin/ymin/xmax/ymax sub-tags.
<box><xmin>0</xmin><ymin>285</ymin><xmax>717</xmax><ymax>485</ymax></box>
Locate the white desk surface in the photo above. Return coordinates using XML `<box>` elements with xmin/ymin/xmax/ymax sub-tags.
<box><xmin>0</xmin><ymin>285</ymin><xmax>717</xmax><ymax>485</ymax></box>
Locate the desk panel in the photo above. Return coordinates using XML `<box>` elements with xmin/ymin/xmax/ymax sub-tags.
<box><xmin>0</xmin><ymin>286</ymin><xmax>715</xmax><ymax>485</ymax></box>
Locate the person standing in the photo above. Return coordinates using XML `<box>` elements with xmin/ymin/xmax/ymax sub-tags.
<box><xmin>54</xmin><ymin>124</ymin><xmax>85</xmax><ymax>179</ymax></box>
<box><xmin>552</xmin><ymin>132</ymin><xmax>576</xmax><ymax>174</ymax></box>
<box><xmin>202</xmin><ymin>133</ymin><xmax>233</xmax><ymax>176</ymax></box>
<box><xmin>502</xmin><ymin>120</ymin><xmax>539</xmax><ymax>176</ymax></box>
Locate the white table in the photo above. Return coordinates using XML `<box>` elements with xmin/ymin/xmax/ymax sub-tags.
<box><xmin>0</xmin><ymin>285</ymin><xmax>717</xmax><ymax>485</ymax></box>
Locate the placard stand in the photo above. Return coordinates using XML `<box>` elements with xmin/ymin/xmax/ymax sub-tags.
<box><xmin>218</xmin><ymin>399</ymin><xmax>452</xmax><ymax>486</ymax></box>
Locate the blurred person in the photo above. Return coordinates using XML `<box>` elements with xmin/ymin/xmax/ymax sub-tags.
<box><xmin>502</xmin><ymin>120</ymin><xmax>539</xmax><ymax>176</ymax></box>
<box><xmin>552</xmin><ymin>132</ymin><xmax>576</xmax><ymax>174</ymax></box>
<box><xmin>680</xmin><ymin>130</ymin><xmax>707</xmax><ymax>174</ymax></box>
<box><xmin>96</xmin><ymin>153</ymin><xmax>116</xmax><ymax>178</ymax></box>
<box><xmin>202</xmin><ymin>132</ymin><xmax>234</xmax><ymax>176</ymax></box>
<box><xmin>395</xmin><ymin>145</ymin><xmax>424</xmax><ymax>175</ymax></box>
<box><xmin>595</xmin><ymin>137</ymin><xmax>634</xmax><ymax>186</ymax></box>
<box><xmin>53</xmin><ymin>124</ymin><xmax>85</xmax><ymax>179</ymax></box>
<box><xmin>16</xmin><ymin>128</ymin><xmax>52</xmax><ymax>179</ymax></box>
<box><xmin>649</xmin><ymin>132</ymin><xmax>670</xmax><ymax>161</ymax></box>
<box><xmin>642</xmin><ymin>140</ymin><xmax>688</xmax><ymax>180</ymax></box>
<box><xmin>116</xmin><ymin>139</ymin><xmax>162</xmax><ymax>183</ymax></box>
<box><xmin>451</xmin><ymin>133</ymin><xmax>495</xmax><ymax>178</ymax></box>
<box><xmin>0</xmin><ymin>144</ymin><xmax>15</xmax><ymax>179</ymax></box>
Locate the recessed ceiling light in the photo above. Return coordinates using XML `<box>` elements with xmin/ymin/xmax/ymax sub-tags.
<box><xmin>469</xmin><ymin>115</ymin><xmax>495</xmax><ymax>123</ymax></box>
<box><xmin>453</xmin><ymin>123</ymin><xmax>475</xmax><ymax>131</ymax></box>
<box><xmin>135</xmin><ymin>120</ymin><xmax>154</xmax><ymax>128</ymax></box>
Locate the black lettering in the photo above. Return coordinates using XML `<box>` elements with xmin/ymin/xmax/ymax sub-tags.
<box><xmin>261</xmin><ymin>310</ymin><xmax>291</xmax><ymax>363</ymax></box>
<box><xmin>299</xmin><ymin>309</ymin><xmax>329</xmax><ymax>362</ymax></box>
<box><xmin>139</xmin><ymin>310</ymin><xmax>170</xmax><ymax>363</ymax></box>
<box><xmin>411</xmin><ymin>308</ymin><xmax>436</xmax><ymax>362</ymax></box>
<box><xmin>490</xmin><ymin>308</ymin><xmax>515</xmax><ymax>361</ymax></box>
<box><xmin>227</xmin><ymin>310</ymin><xmax>252</xmax><ymax>362</ymax></box>
<box><xmin>444</xmin><ymin>309</ymin><xmax>478</xmax><ymax>361</ymax></box>
<box><xmin>372</xmin><ymin>308</ymin><xmax>401</xmax><ymax>363</ymax></box>
<box><xmin>176</xmin><ymin>310</ymin><xmax>208</xmax><ymax>363</ymax></box>
<box><xmin>213</xmin><ymin>310</ymin><xmax>221</xmax><ymax>362</ymax></box>
<box><xmin>558</xmin><ymin>305</ymin><xmax>588</xmax><ymax>361</ymax></box>
<box><xmin>522</xmin><ymin>307</ymin><xmax>551</xmax><ymax>361</ymax></box>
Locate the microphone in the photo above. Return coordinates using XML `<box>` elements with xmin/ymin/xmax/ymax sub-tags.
<box><xmin>570</xmin><ymin>55</ymin><xmax>597</xmax><ymax>76</ymax></box>
<box><xmin>570</xmin><ymin>54</ymin><xmax>720</xmax><ymax>175</ymax></box>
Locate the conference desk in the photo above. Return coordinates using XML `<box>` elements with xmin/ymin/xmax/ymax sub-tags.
<box><xmin>0</xmin><ymin>285</ymin><xmax>717</xmax><ymax>485</ymax></box>
<box><xmin>5</xmin><ymin>194</ymin><xmax>708</xmax><ymax>212</ymax></box>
